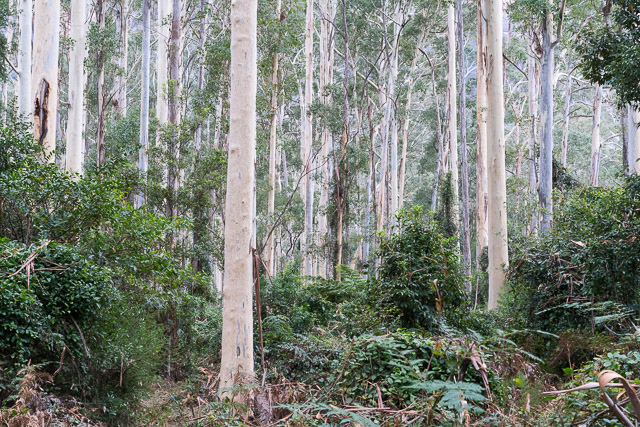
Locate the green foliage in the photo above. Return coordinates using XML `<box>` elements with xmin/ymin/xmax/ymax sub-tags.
<box><xmin>578</xmin><ymin>0</ymin><xmax>640</xmax><ymax>105</ymax></box>
<box><xmin>507</xmin><ymin>176</ymin><xmax>640</xmax><ymax>336</ymax></box>
<box><xmin>376</xmin><ymin>206</ymin><xmax>466</xmax><ymax>330</ymax></box>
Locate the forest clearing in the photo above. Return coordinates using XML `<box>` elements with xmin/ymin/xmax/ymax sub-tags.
<box><xmin>1</xmin><ymin>0</ymin><xmax>640</xmax><ymax>425</ymax></box>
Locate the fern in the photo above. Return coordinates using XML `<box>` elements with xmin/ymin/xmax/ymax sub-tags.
<box><xmin>406</xmin><ymin>380</ymin><xmax>487</xmax><ymax>414</ymax></box>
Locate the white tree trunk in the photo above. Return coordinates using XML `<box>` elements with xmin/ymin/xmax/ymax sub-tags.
<box><xmin>96</xmin><ymin>0</ymin><xmax>106</xmax><ymax>166</ymax></box>
<box><xmin>389</xmin><ymin>5</ymin><xmax>400</xmax><ymax>227</ymax></box>
<box><xmin>527</xmin><ymin>40</ymin><xmax>539</xmax><ymax>234</ymax></box>
<box><xmin>156</xmin><ymin>0</ymin><xmax>171</xmax><ymax>136</ymax></box>
<box><xmin>117</xmin><ymin>0</ymin><xmax>128</xmax><ymax>117</ymax></box>
<box><xmin>457</xmin><ymin>0</ymin><xmax>471</xmax><ymax>291</ymax></box>
<box><xmin>219</xmin><ymin>0</ymin><xmax>257</xmax><ymax>401</ymax></box>
<box><xmin>633</xmin><ymin>109</ymin><xmax>640</xmax><ymax>175</ymax></box>
<box><xmin>136</xmin><ymin>0</ymin><xmax>150</xmax><ymax>208</ymax></box>
<box><xmin>560</xmin><ymin>75</ymin><xmax>571</xmax><ymax>167</ymax></box>
<box><xmin>317</xmin><ymin>0</ymin><xmax>336</xmax><ymax>278</ymax></box>
<box><xmin>486</xmin><ymin>0</ymin><xmax>509</xmax><ymax>309</ymax></box>
<box><xmin>538</xmin><ymin>9</ymin><xmax>555</xmax><ymax>234</ymax></box>
<box><xmin>32</xmin><ymin>0</ymin><xmax>60</xmax><ymax>160</ymax></box>
<box><xmin>18</xmin><ymin>0</ymin><xmax>32</xmax><ymax>117</ymax></box>
<box><xmin>65</xmin><ymin>0</ymin><xmax>86</xmax><ymax>176</ymax></box>
<box><xmin>447</xmin><ymin>4</ymin><xmax>459</xmax><ymax>231</ymax></box>
<box><xmin>628</xmin><ymin>105</ymin><xmax>637</xmax><ymax>174</ymax></box>
<box><xmin>590</xmin><ymin>84</ymin><xmax>602</xmax><ymax>186</ymax></box>
<box><xmin>476</xmin><ymin>0</ymin><xmax>488</xmax><ymax>262</ymax></box>
<box><xmin>301</xmin><ymin>0</ymin><xmax>314</xmax><ymax>276</ymax></box>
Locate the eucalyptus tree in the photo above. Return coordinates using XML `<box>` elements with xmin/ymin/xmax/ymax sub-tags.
<box><xmin>17</xmin><ymin>0</ymin><xmax>30</xmax><ymax>116</ymax></box>
<box><xmin>219</xmin><ymin>0</ymin><xmax>257</xmax><ymax>401</ymax></box>
<box><xmin>32</xmin><ymin>0</ymin><xmax>60</xmax><ymax>159</ymax></box>
<box><xmin>137</xmin><ymin>0</ymin><xmax>150</xmax><ymax>208</ymax></box>
<box><xmin>66</xmin><ymin>0</ymin><xmax>87</xmax><ymax>176</ymax></box>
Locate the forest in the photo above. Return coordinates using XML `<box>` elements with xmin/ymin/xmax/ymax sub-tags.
<box><xmin>0</xmin><ymin>0</ymin><xmax>639</xmax><ymax>424</ymax></box>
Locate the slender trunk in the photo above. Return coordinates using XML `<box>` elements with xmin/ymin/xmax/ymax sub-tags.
<box><xmin>166</xmin><ymin>0</ymin><xmax>181</xmax><ymax>219</ymax></box>
<box><xmin>194</xmin><ymin>0</ymin><xmax>206</xmax><ymax>154</ymax></box>
<box><xmin>628</xmin><ymin>105</ymin><xmax>637</xmax><ymax>174</ymax></box>
<box><xmin>457</xmin><ymin>0</ymin><xmax>471</xmax><ymax>291</ymax></box>
<box><xmin>136</xmin><ymin>0</ymin><xmax>150</xmax><ymax>208</ymax></box>
<box><xmin>590</xmin><ymin>84</ymin><xmax>602</xmax><ymax>186</ymax></box>
<box><xmin>447</xmin><ymin>4</ymin><xmax>459</xmax><ymax>232</ymax></box>
<box><xmin>96</xmin><ymin>0</ymin><xmax>106</xmax><ymax>167</ymax></box>
<box><xmin>317</xmin><ymin>0</ymin><xmax>336</xmax><ymax>277</ymax></box>
<box><xmin>538</xmin><ymin>9</ymin><xmax>555</xmax><ymax>235</ymax></box>
<box><xmin>634</xmin><ymin>109</ymin><xmax>640</xmax><ymax>175</ymax></box>
<box><xmin>527</xmin><ymin>40</ymin><xmax>539</xmax><ymax>234</ymax></box>
<box><xmin>156</xmin><ymin>0</ymin><xmax>171</xmax><ymax>137</ymax></box>
<box><xmin>389</xmin><ymin>6</ymin><xmax>400</xmax><ymax>227</ymax></box>
<box><xmin>66</xmin><ymin>0</ymin><xmax>86</xmax><ymax>176</ymax></box>
<box><xmin>219</xmin><ymin>0</ymin><xmax>257</xmax><ymax>401</ymax></box>
<box><xmin>560</xmin><ymin>75</ymin><xmax>571</xmax><ymax>167</ymax></box>
<box><xmin>18</xmin><ymin>0</ymin><xmax>32</xmax><ymax>116</ymax></box>
<box><xmin>265</xmin><ymin>0</ymin><xmax>282</xmax><ymax>277</ymax></box>
<box><xmin>622</xmin><ymin>106</ymin><xmax>630</xmax><ymax>174</ymax></box>
<box><xmin>476</xmin><ymin>0</ymin><xmax>488</xmax><ymax>263</ymax></box>
<box><xmin>302</xmin><ymin>0</ymin><xmax>314</xmax><ymax>275</ymax></box>
<box><xmin>32</xmin><ymin>0</ymin><xmax>60</xmax><ymax>160</ymax></box>
<box><xmin>486</xmin><ymin>0</ymin><xmax>509</xmax><ymax>309</ymax></box>
<box><xmin>117</xmin><ymin>0</ymin><xmax>128</xmax><ymax>117</ymax></box>
<box><xmin>431</xmin><ymin>63</ymin><xmax>444</xmax><ymax>211</ymax></box>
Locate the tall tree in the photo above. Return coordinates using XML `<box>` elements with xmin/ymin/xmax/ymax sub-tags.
<box><xmin>590</xmin><ymin>84</ymin><xmax>603</xmax><ymax>185</ymax></box>
<box><xmin>446</xmin><ymin>3</ymin><xmax>459</xmax><ymax>232</ymax></box>
<box><xmin>219</xmin><ymin>0</ymin><xmax>257</xmax><ymax>400</ymax></box>
<box><xmin>486</xmin><ymin>0</ymin><xmax>509</xmax><ymax>309</ymax></box>
<box><xmin>538</xmin><ymin>0</ymin><xmax>565</xmax><ymax>234</ymax></box>
<box><xmin>476</xmin><ymin>0</ymin><xmax>488</xmax><ymax>263</ymax></box>
<box><xmin>136</xmin><ymin>0</ymin><xmax>150</xmax><ymax>208</ymax></box>
<box><xmin>32</xmin><ymin>0</ymin><xmax>60</xmax><ymax>159</ymax></box>
<box><xmin>17</xmin><ymin>0</ymin><xmax>31</xmax><ymax>116</ymax></box>
<box><xmin>166</xmin><ymin>0</ymin><xmax>181</xmax><ymax>219</ymax></box>
<box><xmin>457</xmin><ymin>0</ymin><xmax>471</xmax><ymax>291</ymax></box>
<box><xmin>65</xmin><ymin>0</ymin><xmax>86</xmax><ymax>176</ymax></box>
<box><xmin>156</xmin><ymin>0</ymin><xmax>171</xmax><ymax>136</ymax></box>
<box><xmin>301</xmin><ymin>0</ymin><xmax>314</xmax><ymax>275</ymax></box>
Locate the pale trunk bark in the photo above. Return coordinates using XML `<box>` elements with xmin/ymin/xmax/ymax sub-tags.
<box><xmin>317</xmin><ymin>0</ymin><xmax>336</xmax><ymax>278</ymax></box>
<box><xmin>633</xmin><ymin>110</ymin><xmax>640</xmax><ymax>175</ymax></box>
<box><xmin>628</xmin><ymin>105</ymin><xmax>637</xmax><ymax>174</ymax></box>
<box><xmin>18</xmin><ymin>0</ymin><xmax>32</xmax><ymax>117</ymax></box>
<box><xmin>389</xmin><ymin>6</ymin><xmax>400</xmax><ymax>227</ymax></box>
<box><xmin>590</xmin><ymin>84</ymin><xmax>602</xmax><ymax>186</ymax></box>
<box><xmin>302</xmin><ymin>0</ymin><xmax>314</xmax><ymax>276</ymax></box>
<box><xmin>476</xmin><ymin>0</ymin><xmax>488</xmax><ymax>263</ymax></box>
<box><xmin>219</xmin><ymin>0</ymin><xmax>257</xmax><ymax>400</ymax></box>
<box><xmin>117</xmin><ymin>0</ymin><xmax>128</xmax><ymax>117</ymax></box>
<box><xmin>265</xmin><ymin>0</ymin><xmax>281</xmax><ymax>278</ymax></box>
<box><xmin>486</xmin><ymin>0</ymin><xmax>509</xmax><ymax>309</ymax></box>
<box><xmin>560</xmin><ymin>75</ymin><xmax>571</xmax><ymax>167</ymax></box>
<box><xmin>156</xmin><ymin>0</ymin><xmax>171</xmax><ymax>136</ymax></box>
<box><xmin>32</xmin><ymin>0</ymin><xmax>60</xmax><ymax>159</ymax></box>
<box><xmin>457</xmin><ymin>0</ymin><xmax>471</xmax><ymax>291</ymax></box>
<box><xmin>96</xmin><ymin>0</ymin><xmax>106</xmax><ymax>167</ymax></box>
<box><xmin>538</xmin><ymin>9</ymin><xmax>554</xmax><ymax>235</ymax></box>
<box><xmin>431</xmin><ymin>64</ymin><xmax>444</xmax><ymax>211</ymax></box>
<box><xmin>167</xmin><ymin>0</ymin><xmax>181</xmax><ymax>219</ymax></box>
<box><xmin>527</xmin><ymin>41</ymin><xmax>539</xmax><ymax>234</ymax></box>
<box><xmin>65</xmin><ymin>0</ymin><xmax>86</xmax><ymax>176</ymax></box>
<box><xmin>622</xmin><ymin>106</ymin><xmax>629</xmax><ymax>174</ymax></box>
<box><xmin>447</xmin><ymin>4</ymin><xmax>459</xmax><ymax>232</ymax></box>
<box><xmin>194</xmin><ymin>0</ymin><xmax>206</xmax><ymax>153</ymax></box>
<box><xmin>136</xmin><ymin>0</ymin><xmax>150</xmax><ymax>208</ymax></box>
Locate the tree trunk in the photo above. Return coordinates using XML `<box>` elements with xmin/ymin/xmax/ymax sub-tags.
<box><xmin>628</xmin><ymin>105</ymin><xmax>637</xmax><ymax>174</ymax></box>
<box><xmin>116</xmin><ymin>0</ymin><xmax>128</xmax><ymax>117</ymax></box>
<box><xmin>475</xmin><ymin>0</ymin><xmax>488</xmax><ymax>264</ymax></box>
<box><xmin>166</xmin><ymin>0</ymin><xmax>181</xmax><ymax>219</ymax></box>
<box><xmin>622</xmin><ymin>106</ymin><xmax>630</xmax><ymax>174</ymax></box>
<box><xmin>590</xmin><ymin>84</ymin><xmax>602</xmax><ymax>186</ymax></box>
<box><xmin>18</xmin><ymin>0</ymin><xmax>32</xmax><ymax>116</ymax></box>
<box><xmin>301</xmin><ymin>0</ymin><xmax>314</xmax><ymax>276</ymax></box>
<box><xmin>389</xmin><ymin>5</ymin><xmax>400</xmax><ymax>227</ymax></box>
<box><xmin>65</xmin><ymin>0</ymin><xmax>86</xmax><ymax>176</ymax></box>
<box><xmin>633</xmin><ymin>109</ymin><xmax>640</xmax><ymax>175</ymax></box>
<box><xmin>317</xmin><ymin>0</ymin><xmax>336</xmax><ymax>278</ymax></box>
<box><xmin>538</xmin><ymin>9</ymin><xmax>555</xmax><ymax>235</ymax></box>
<box><xmin>96</xmin><ymin>0</ymin><xmax>106</xmax><ymax>167</ymax></box>
<box><xmin>527</xmin><ymin>39</ymin><xmax>539</xmax><ymax>234</ymax></box>
<box><xmin>219</xmin><ymin>0</ymin><xmax>257</xmax><ymax>401</ymax></box>
<box><xmin>32</xmin><ymin>0</ymin><xmax>60</xmax><ymax>160</ymax></box>
<box><xmin>136</xmin><ymin>0</ymin><xmax>150</xmax><ymax>208</ymax></box>
<box><xmin>430</xmin><ymin>60</ymin><xmax>444</xmax><ymax>212</ymax></box>
<box><xmin>194</xmin><ymin>0</ymin><xmax>206</xmax><ymax>154</ymax></box>
<box><xmin>560</xmin><ymin>75</ymin><xmax>571</xmax><ymax>167</ymax></box>
<box><xmin>156</xmin><ymin>0</ymin><xmax>171</xmax><ymax>136</ymax></box>
<box><xmin>457</xmin><ymin>0</ymin><xmax>471</xmax><ymax>291</ymax></box>
<box><xmin>264</xmin><ymin>0</ymin><xmax>281</xmax><ymax>278</ymax></box>
<box><xmin>447</xmin><ymin>4</ymin><xmax>459</xmax><ymax>233</ymax></box>
<box><xmin>486</xmin><ymin>0</ymin><xmax>509</xmax><ymax>309</ymax></box>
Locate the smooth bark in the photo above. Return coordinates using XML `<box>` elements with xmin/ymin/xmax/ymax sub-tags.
<box><xmin>17</xmin><ymin>0</ymin><xmax>32</xmax><ymax>116</ymax></box>
<box><xmin>136</xmin><ymin>0</ymin><xmax>150</xmax><ymax>208</ymax></box>
<box><xmin>65</xmin><ymin>0</ymin><xmax>86</xmax><ymax>176</ymax></box>
<box><xmin>590</xmin><ymin>84</ymin><xmax>602</xmax><ymax>186</ymax></box>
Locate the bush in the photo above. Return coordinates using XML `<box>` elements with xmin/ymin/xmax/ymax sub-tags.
<box><xmin>376</xmin><ymin>207</ymin><xmax>466</xmax><ymax>330</ymax></box>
